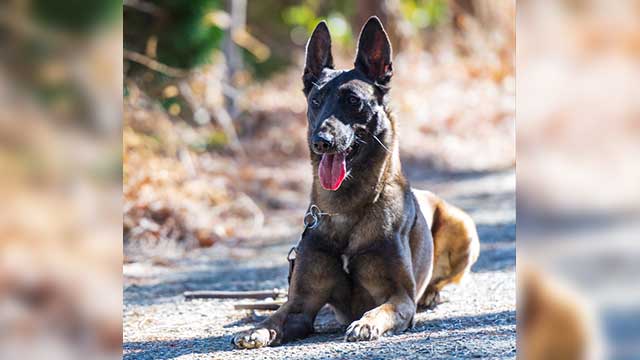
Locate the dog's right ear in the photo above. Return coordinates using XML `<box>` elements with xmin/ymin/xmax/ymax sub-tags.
<box><xmin>303</xmin><ymin>21</ymin><xmax>334</xmax><ymax>95</ymax></box>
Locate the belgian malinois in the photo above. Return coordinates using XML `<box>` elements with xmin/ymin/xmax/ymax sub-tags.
<box><xmin>233</xmin><ymin>17</ymin><xmax>479</xmax><ymax>348</ymax></box>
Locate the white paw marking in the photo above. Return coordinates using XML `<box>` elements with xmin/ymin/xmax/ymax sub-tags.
<box><xmin>232</xmin><ymin>328</ymin><xmax>271</xmax><ymax>349</ymax></box>
<box><xmin>341</xmin><ymin>254</ymin><xmax>350</xmax><ymax>274</ymax></box>
<box><xmin>345</xmin><ymin>319</ymin><xmax>381</xmax><ymax>342</ymax></box>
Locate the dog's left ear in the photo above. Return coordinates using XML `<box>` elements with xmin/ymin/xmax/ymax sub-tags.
<box><xmin>354</xmin><ymin>16</ymin><xmax>393</xmax><ymax>86</ymax></box>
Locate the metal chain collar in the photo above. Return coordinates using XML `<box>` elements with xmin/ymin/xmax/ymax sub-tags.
<box><xmin>302</xmin><ymin>204</ymin><xmax>333</xmax><ymax>229</ymax></box>
<box><xmin>287</xmin><ymin>204</ymin><xmax>333</xmax><ymax>263</ymax></box>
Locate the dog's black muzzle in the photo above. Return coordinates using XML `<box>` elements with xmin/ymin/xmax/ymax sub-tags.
<box><xmin>311</xmin><ymin>117</ymin><xmax>353</xmax><ymax>155</ymax></box>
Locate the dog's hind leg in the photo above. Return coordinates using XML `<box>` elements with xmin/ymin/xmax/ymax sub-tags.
<box><xmin>417</xmin><ymin>199</ymin><xmax>479</xmax><ymax>309</ymax></box>
<box><xmin>418</xmin><ymin>246</ymin><xmax>473</xmax><ymax>309</ymax></box>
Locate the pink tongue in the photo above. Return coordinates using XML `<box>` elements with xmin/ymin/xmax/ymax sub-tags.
<box><xmin>318</xmin><ymin>152</ymin><xmax>346</xmax><ymax>191</ymax></box>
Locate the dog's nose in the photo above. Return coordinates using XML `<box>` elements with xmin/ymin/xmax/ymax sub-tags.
<box><xmin>312</xmin><ymin>133</ymin><xmax>333</xmax><ymax>153</ymax></box>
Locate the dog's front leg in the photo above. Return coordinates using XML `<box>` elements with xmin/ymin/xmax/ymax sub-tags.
<box><xmin>232</xmin><ymin>243</ymin><xmax>346</xmax><ymax>349</ymax></box>
<box><xmin>345</xmin><ymin>292</ymin><xmax>415</xmax><ymax>342</ymax></box>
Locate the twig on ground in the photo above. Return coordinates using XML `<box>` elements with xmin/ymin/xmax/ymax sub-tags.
<box><xmin>184</xmin><ymin>289</ymin><xmax>286</xmax><ymax>300</ymax></box>
<box><xmin>234</xmin><ymin>301</ymin><xmax>285</xmax><ymax>311</ymax></box>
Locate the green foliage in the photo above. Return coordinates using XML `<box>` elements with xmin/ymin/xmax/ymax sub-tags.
<box><xmin>160</xmin><ymin>97</ymin><xmax>181</xmax><ymax>113</ymax></box>
<box><xmin>124</xmin><ymin>0</ymin><xmax>225</xmax><ymax>70</ymax></box>
<box><xmin>185</xmin><ymin>130</ymin><xmax>228</xmax><ymax>152</ymax></box>
<box><xmin>282</xmin><ymin>2</ymin><xmax>354</xmax><ymax>47</ymax></box>
<box><xmin>244</xmin><ymin>0</ymin><xmax>354</xmax><ymax>80</ymax></box>
<box><xmin>400</xmin><ymin>0</ymin><xmax>449</xmax><ymax>29</ymax></box>
<box><xmin>152</xmin><ymin>0</ymin><xmax>225</xmax><ymax>69</ymax></box>
<box><xmin>32</xmin><ymin>0</ymin><xmax>121</xmax><ymax>34</ymax></box>
<box><xmin>124</xmin><ymin>0</ymin><xmax>453</xmax><ymax>78</ymax></box>
<box><xmin>282</xmin><ymin>5</ymin><xmax>317</xmax><ymax>30</ymax></box>
<box><xmin>205</xmin><ymin>130</ymin><xmax>229</xmax><ymax>151</ymax></box>
<box><xmin>242</xmin><ymin>49</ymin><xmax>288</xmax><ymax>80</ymax></box>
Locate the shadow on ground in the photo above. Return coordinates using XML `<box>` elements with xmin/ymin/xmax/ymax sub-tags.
<box><xmin>124</xmin><ymin>262</ymin><xmax>289</xmax><ymax>306</ymax></box>
<box><xmin>123</xmin><ymin>310</ymin><xmax>515</xmax><ymax>360</ymax></box>
<box><xmin>124</xmin><ymin>168</ymin><xmax>516</xmax><ymax>359</ymax></box>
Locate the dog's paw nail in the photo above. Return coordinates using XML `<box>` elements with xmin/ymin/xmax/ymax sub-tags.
<box><xmin>346</xmin><ymin>323</ymin><xmax>356</xmax><ymax>333</ymax></box>
<box><xmin>360</xmin><ymin>325</ymin><xmax>370</xmax><ymax>338</ymax></box>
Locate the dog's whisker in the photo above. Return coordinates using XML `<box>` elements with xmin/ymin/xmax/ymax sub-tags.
<box><xmin>362</xmin><ymin>128</ymin><xmax>391</xmax><ymax>154</ymax></box>
<box><xmin>371</xmin><ymin>134</ymin><xmax>391</xmax><ymax>154</ymax></box>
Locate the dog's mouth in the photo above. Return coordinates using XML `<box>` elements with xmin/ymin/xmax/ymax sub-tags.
<box><xmin>318</xmin><ymin>142</ymin><xmax>359</xmax><ymax>191</ymax></box>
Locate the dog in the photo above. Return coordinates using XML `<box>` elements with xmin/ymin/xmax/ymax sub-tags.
<box><xmin>233</xmin><ymin>16</ymin><xmax>479</xmax><ymax>349</ymax></box>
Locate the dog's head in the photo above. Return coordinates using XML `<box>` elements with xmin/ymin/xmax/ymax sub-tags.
<box><xmin>303</xmin><ymin>17</ymin><xmax>394</xmax><ymax>191</ymax></box>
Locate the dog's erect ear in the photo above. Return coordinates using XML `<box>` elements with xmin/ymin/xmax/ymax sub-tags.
<box><xmin>303</xmin><ymin>21</ymin><xmax>334</xmax><ymax>94</ymax></box>
<box><xmin>354</xmin><ymin>16</ymin><xmax>393</xmax><ymax>86</ymax></box>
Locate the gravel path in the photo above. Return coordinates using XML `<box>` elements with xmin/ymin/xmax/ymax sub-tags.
<box><xmin>123</xmin><ymin>168</ymin><xmax>515</xmax><ymax>359</ymax></box>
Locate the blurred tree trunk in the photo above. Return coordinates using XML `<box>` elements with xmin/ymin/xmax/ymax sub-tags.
<box><xmin>452</xmin><ymin>0</ymin><xmax>475</xmax><ymax>16</ymax></box>
<box><xmin>354</xmin><ymin>1</ymin><xmax>389</xmax><ymax>29</ymax></box>
<box><xmin>352</xmin><ymin>0</ymin><xmax>408</xmax><ymax>55</ymax></box>
<box><xmin>450</xmin><ymin>0</ymin><xmax>474</xmax><ymax>31</ymax></box>
<box><xmin>219</xmin><ymin>0</ymin><xmax>245</xmax><ymax>155</ymax></box>
<box><xmin>224</xmin><ymin>0</ymin><xmax>246</xmax><ymax>118</ymax></box>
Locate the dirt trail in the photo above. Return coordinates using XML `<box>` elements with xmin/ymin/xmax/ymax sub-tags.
<box><xmin>123</xmin><ymin>168</ymin><xmax>515</xmax><ymax>359</ymax></box>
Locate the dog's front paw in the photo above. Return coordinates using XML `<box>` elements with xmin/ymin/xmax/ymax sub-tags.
<box><xmin>345</xmin><ymin>319</ymin><xmax>382</xmax><ymax>342</ymax></box>
<box><xmin>232</xmin><ymin>328</ymin><xmax>275</xmax><ymax>349</ymax></box>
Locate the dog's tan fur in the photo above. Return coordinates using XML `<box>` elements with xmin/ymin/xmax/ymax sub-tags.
<box><xmin>518</xmin><ymin>265</ymin><xmax>602</xmax><ymax>360</ymax></box>
<box><xmin>414</xmin><ymin>190</ymin><xmax>480</xmax><ymax>308</ymax></box>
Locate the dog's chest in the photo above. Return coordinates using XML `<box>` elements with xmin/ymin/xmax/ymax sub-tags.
<box><xmin>330</xmin><ymin>213</ymin><xmax>351</xmax><ymax>229</ymax></box>
<box><xmin>321</xmin><ymin>214</ymin><xmax>353</xmax><ymax>274</ymax></box>
<box><xmin>321</xmin><ymin>212</ymin><xmax>393</xmax><ymax>275</ymax></box>
<box><xmin>322</xmin><ymin>214</ymin><xmax>353</xmax><ymax>246</ymax></box>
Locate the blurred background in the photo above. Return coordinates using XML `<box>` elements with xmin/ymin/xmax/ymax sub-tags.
<box><xmin>2</xmin><ymin>0</ymin><xmax>639</xmax><ymax>358</ymax></box>
<box><xmin>0</xmin><ymin>0</ymin><xmax>516</xmax><ymax>358</ymax></box>
<box><xmin>0</xmin><ymin>0</ymin><xmax>517</xmax><ymax>359</ymax></box>
<box><xmin>122</xmin><ymin>0</ymin><xmax>515</xmax><ymax>257</ymax></box>
<box><xmin>518</xmin><ymin>0</ymin><xmax>640</xmax><ymax>359</ymax></box>
<box><xmin>0</xmin><ymin>0</ymin><xmax>122</xmax><ymax>359</ymax></box>
<box><xmin>121</xmin><ymin>1</ymin><xmax>516</xmax><ymax>358</ymax></box>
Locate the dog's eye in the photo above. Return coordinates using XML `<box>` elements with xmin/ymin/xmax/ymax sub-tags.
<box><xmin>310</xmin><ymin>97</ymin><xmax>321</xmax><ymax>108</ymax></box>
<box><xmin>348</xmin><ymin>95</ymin><xmax>359</xmax><ymax>105</ymax></box>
